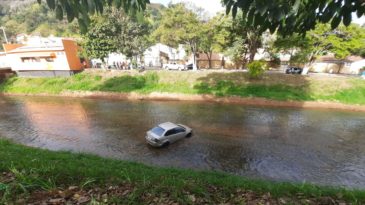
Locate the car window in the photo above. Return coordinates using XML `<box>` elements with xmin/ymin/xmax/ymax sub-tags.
<box><xmin>151</xmin><ymin>126</ymin><xmax>165</xmax><ymax>136</ymax></box>
<box><xmin>165</xmin><ymin>129</ymin><xmax>176</xmax><ymax>136</ymax></box>
<box><xmin>176</xmin><ymin>126</ymin><xmax>185</xmax><ymax>133</ymax></box>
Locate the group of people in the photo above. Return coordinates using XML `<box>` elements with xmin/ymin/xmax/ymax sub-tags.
<box><xmin>111</xmin><ymin>61</ymin><xmax>131</xmax><ymax>70</ymax></box>
<box><xmin>88</xmin><ymin>60</ymin><xmax>133</xmax><ymax>70</ymax></box>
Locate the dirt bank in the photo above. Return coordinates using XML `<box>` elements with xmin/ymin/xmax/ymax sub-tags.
<box><xmin>2</xmin><ymin>91</ymin><xmax>365</xmax><ymax>112</ymax></box>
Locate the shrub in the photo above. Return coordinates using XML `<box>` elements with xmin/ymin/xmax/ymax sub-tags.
<box><xmin>144</xmin><ymin>72</ymin><xmax>159</xmax><ymax>86</ymax></box>
<box><xmin>73</xmin><ymin>73</ymin><xmax>86</xmax><ymax>81</ymax></box>
<box><xmin>247</xmin><ymin>61</ymin><xmax>266</xmax><ymax>79</ymax></box>
<box><xmin>270</xmin><ymin>55</ymin><xmax>281</xmax><ymax>67</ymax></box>
<box><xmin>94</xmin><ymin>75</ymin><xmax>102</xmax><ymax>81</ymax></box>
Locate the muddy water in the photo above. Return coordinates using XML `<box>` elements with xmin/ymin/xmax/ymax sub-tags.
<box><xmin>0</xmin><ymin>96</ymin><xmax>364</xmax><ymax>188</ymax></box>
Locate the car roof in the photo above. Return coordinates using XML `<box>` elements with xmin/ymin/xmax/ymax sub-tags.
<box><xmin>158</xmin><ymin>122</ymin><xmax>178</xmax><ymax>130</ymax></box>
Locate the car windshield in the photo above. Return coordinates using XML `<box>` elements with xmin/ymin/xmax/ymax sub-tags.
<box><xmin>178</xmin><ymin>125</ymin><xmax>186</xmax><ymax>131</ymax></box>
<box><xmin>151</xmin><ymin>126</ymin><xmax>165</xmax><ymax>136</ymax></box>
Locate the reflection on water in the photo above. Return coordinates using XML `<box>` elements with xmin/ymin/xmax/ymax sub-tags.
<box><xmin>0</xmin><ymin>96</ymin><xmax>365</xmax><ymax>188</ymax></box>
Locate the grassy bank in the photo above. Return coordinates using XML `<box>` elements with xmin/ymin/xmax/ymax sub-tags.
<box><xmin>0</xmin><ymin>139</ymin><xmax>364</xmax><ymax>204</ymax></box>
<box><xmin>1</xmin><ymin>70</ymin><xmax>365</xmax><ymax>105</ymax></box>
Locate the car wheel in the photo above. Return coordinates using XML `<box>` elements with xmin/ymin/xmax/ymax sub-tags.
<box><xmin>186</xmin><ymin>132</ymin><xmax>192</xmax><ymax>138</ymax></box>
<box><xmin>162</xmin><ymin>141</ymin><xmax>170</xmax><ymax>147</ymax></box>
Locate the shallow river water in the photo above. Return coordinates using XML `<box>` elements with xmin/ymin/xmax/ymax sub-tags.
<box><xmin>0</xmin><ymin>96</ymin><xmax>364</xmax><ymax>188</ymax></box>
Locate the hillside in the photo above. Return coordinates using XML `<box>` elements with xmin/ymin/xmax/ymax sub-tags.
<box><xmin>0</xmin><ymin>0</ymin><xmax>35</xmax><ymax>9</ymax></box>
<box><xmin>0</xmin><ymin>1</ymin><xmax>79</xmax><ymax>44</ymax></box>
<box><xmin>0</xmin><ymin>1</ymin><xmax>164</xmax><ymax>45</ymax></box>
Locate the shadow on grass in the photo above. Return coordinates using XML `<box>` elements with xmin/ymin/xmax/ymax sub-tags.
<box><xmin>193</xmin><ymin>72</ymin><xmax>312</xmax><ymax>101</ymax></box>
<box><xmin>96</xmin><ymin>73</ymin><xmax>159</xmax><ymax>92</ymax></box>
<box><xmin>0</xmin><ymin>76</ymin><xmax>17</xmax><ymax>92</ymax></box>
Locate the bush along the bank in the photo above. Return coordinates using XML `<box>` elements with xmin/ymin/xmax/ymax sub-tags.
<box><xmin>247</xmin><ymin>61</ymin><xmax>267</xmax><ymax>79</ymax></box>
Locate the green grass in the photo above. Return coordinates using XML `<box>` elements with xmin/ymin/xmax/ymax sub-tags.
<box><xmin>194</xmin><ymin>81</ymin><xmax>312</xmax><ymax>101</ymax></box>
<box><xmin>1</xmin><ymin>70</ymin><xmax>365</xmax><ymax>105</ymax></box>
<box><xmin>0</xmin><ymin>139</ymin><xmax>364</xmax><ymax>204</ymax></box>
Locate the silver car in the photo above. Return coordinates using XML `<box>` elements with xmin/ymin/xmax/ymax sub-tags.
<box><xmin>146</xmin><ymin>122</ymin><xmax>192</xmax><ymax>147</ymax></box>
<box><xmin>164</xmin><ymin>63</ymin><xmax>186</xmax><ymax>71</ymax></box>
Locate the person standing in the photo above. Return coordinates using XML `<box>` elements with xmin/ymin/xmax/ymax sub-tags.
<box><xmin>82</xmin><ymin>60</ymin><xmax>87</xmax><ymax>69</ymax></box>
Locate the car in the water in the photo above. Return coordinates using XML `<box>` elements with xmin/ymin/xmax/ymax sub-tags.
<box><xmin>145</xmin><ymin>122</ymin><xmax>192</xmax><ymax>147</ymax></box>
<box><xmin>285</xmin><ymin>67</ymin><xmax>303</xmax><ymax>74</ymax></box>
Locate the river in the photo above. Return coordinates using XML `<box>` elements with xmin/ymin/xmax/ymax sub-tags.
<box><xmin>0</xmin><ymin>96</ymin><xmax>364</xmax><ymax>188</ymax></box>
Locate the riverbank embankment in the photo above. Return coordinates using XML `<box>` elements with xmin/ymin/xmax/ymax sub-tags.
<box><xmin>1</xmin><ymin>139</ymin><xmax>364</xmax><ymax>204</ymax></box>
<box><xmin>1</xmin><ymin>69</ymin><xmax>365</xmax><ymax>111</ymax></box>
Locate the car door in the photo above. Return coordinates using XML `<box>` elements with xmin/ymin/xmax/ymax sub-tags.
<box><xmin>164</xmin><ymin>128</ymin><xmax>184</xmax><ymax>142</ymax></box>
<box><xmin>173</xmin><ymin>127</ymin><xmax>186</xmax><ymax>141</ymax></box>
<box><xmin>164</xmin><ymin>129</ymin><xmax>178</xmax><ymax>142</ymax></box>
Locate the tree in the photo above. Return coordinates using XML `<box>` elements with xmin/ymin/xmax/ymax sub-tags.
<box><xmin>273</xmin><ymin>23</ymin><xmax>365</xmax><ymax>73</ymax></box>
<box><xmin>81</xmin><ymin>14</ymin><xmax>118</xmax><ymax>64</ymax></box>
<box><xmin>108</xmin><ymin>8</ymin><xmax>151</xmax><ymax>59</ymax></box>
<box><xmin>199</xmin><ymin>14</ymin><xmax>230</xmax><ymax>68</ymax></box>
<box><xmin>273</xmin><ymin>34</ymin><xmax>308</xmax><ymax>62</ymax></box>
<box><xmin>153</xmin><ymin>4</ymin><xmax>203</xmax><ymax>71</ymax></box>
<box><xmin>39</xmin><ymin>0</ymin><xmax>150</xmax><ymax>32</ymax></box>
<box><xmin>354</xmin><ymin>48</ymin><xmax>365</xmax><ymax>58</ymax></box>
<box><xmin>225</xmin><ymin>12</ymin><xmax>264</xmax><ymax>67</ymax></box>
<box><xmin>81</xmin><ymin>7</ymin><xmax>152</xmax><ymax>64</ymax></box>
<box><xmin>224</xmin><ymin>0</ymin><xmax>364</xmax><ymax>36</ymax></box>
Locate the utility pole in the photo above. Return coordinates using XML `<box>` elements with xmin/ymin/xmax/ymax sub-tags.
<box><xmin>0</xmin><ymin>27</ymin><xmax>9</xmax><ymax>44</ymax></box>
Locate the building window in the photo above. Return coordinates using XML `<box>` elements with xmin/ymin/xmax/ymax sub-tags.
<box><xmin>21</xmin><ymin>56</ymin><xmax>54</xmax><ymax>63</ymax></box>
<box><xmin>21</xmin><ymin>57</ymin><xmax>37</xmax><ymax>62</ymax></box>
<box><xmin>45</xmin><ymin>57</ymin><xmax>54</xmax><ymax>62</ymax></box>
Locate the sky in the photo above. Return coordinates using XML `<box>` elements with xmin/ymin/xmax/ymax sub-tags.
<box><xmin>150</xmin><ymin>0</ymin><xmax>365</xmax><ymax>25</ymax></box>
<box><xmin>151</xmin><ymin>0</ymin><xmax>224</xmax><ymax>17</ymax></box>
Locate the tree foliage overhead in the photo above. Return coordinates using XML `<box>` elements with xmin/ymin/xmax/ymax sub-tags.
<box><xmin>39</xmin><ymin>0</ymin><xmax>150</xmax><ymax>32</ymax></box>
<box><xmin>224</xmin><ymin>0</ymin><xmax>365</xmax><ymax>35</ymax></box>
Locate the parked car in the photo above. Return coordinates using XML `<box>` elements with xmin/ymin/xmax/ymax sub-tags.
<box><xmin>164</xmin><ymin>63</ymin><xmax>186</xmax><ymax>70</ymax></box>
<box><xmin>285</xmin><ymin>67</ymin><xmax>303</xmax><ymax>74</ymax></box>
<box><xmin>145</xmin><ymin>122</ymin><xmax>192</xmax><ymax>147</ymax></box>
<box><xmin>186</xmin><ymin>63</ymin><xmax>193</xmax><ymax>70</ymax></box>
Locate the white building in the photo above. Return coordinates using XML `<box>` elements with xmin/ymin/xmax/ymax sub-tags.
<box><xmin>15</xmin><ymin>34</ymin><xmax>69</xmax><ymax>47</ymax></box>
<box><xmin>310</xmin><ymin>55</ymin><xmax>365</xmax><ymax>75</ymax></box>
<box><xmin>143</xmin><ymin>43</ymin><xmax>186</xmax><ymax>67</ymax></box>
<box><xmin>343</xmin><ymin>56</ymin><xmax>365</xmax><ymax>74</ymax></box>
<box><xmin>3</xmin><ymin>38</ymin><xmax>84</xmax><ymax>77</ymax></box>
<box><xmin>0</xmin><ymin>52</ymin><xmax>11</xmax><ymax>69</ymax></box>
